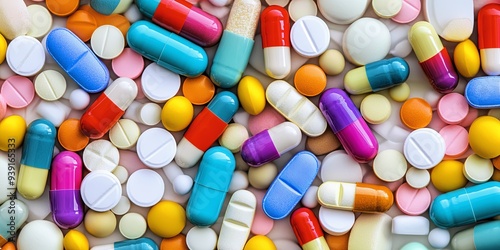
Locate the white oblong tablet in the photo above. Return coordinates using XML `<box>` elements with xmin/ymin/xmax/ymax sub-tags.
<box><xmin>126</xmin><ymin>169</ymin><xmax>165</xmax><ymax>207</ymax></box>
<box><xmin>373</xmin><ymin>149</ymin><xmax>407</xmax><ymax>182</ymax></box>
<box><xmin>464</xmin><ymin>154</ymin><xmax>494</xmax><ymax>184</ymax></box>
<box><xmin>81</xmin><ymin>170</ymin><xmax>122</xmax><ymax>212</ymax></box>
<box><xmin>405</xmin><ymin>167</ymin><xmax>430</xmax><ymax>189</ymax></box>
<box><xmin>6</xmin><ymin>35</ymin><xmax>45</xmax><ymax>76</ymax></box>
<box><xmin>186</xmin><ymin>227</ymin><xmax>218</xmax><ymax>250</ymax></box>
<box><xmin>137</xmin><ymin>127</ymin><xmax>177</xmax><ymax>168</ymax></box>
<box><xmin>290</xmin><ymin>16</ymin><xmax>330</xmax><ymax>58</ymax></box>
<box><xmin>91</xmin><ymin>25</ymin><xmax>125</xmax><ymax>59</ymax></box>
<box><xmin>424</xmin><ymin>0</ymin><xmax>474</xmax><ymax>42</ymax></box>
<box><xmin>320</xmin><ymin>150</ymin><xmax>363</xmax><ymax>183</ymax></box>
<box><xmin>141</xmin><ymin>62</ymin><xmax>181</xmax><ymax>103</ymax></box>
<box><xmin>343</xmin><ymin>17</ymin><xmax>391</xmax><ymax>66</ymax></box>
<box><xmin>318</xmin><ymin>206</ymin><xmax>355</xmax><ymax>236</ymax></box>
<box><xmin>34</xmin><ymin>70</ymin><xmax>67</xmax><ymax>101</ymax></box>
<box><xmin>26</xmin><ymin>4</ymin><xmax>52</xmax><ymax>38</ymax></box>
<box><xmin>403</xmin><ymin>128</ymin><xmax>446</xmax><ymax>169</ymax></box>
<box><xmin>83</xmin><ymin>139</ymin><xmax>120</xmax><ymax>172</ymax></box>
<box><xmin>392</xmin><ymin>215</ymin><xmax>430</xmax><ymax>235</ymax></box>
<box><xmin>318</xmin><ymin>0</ymin><xmax>369</xmax><ymax>24</ymax></box>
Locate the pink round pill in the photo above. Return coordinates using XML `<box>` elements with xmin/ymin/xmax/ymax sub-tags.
<box><xmin>459</xmin><ymin>107</ymin><xmax>478</xmax><ymax>127</ymax></box>
<box><xmin>439</xmin><ymin>125</ymin><xmax>469</xmax><ymax>158</ymax></box>
<box><xmin>437</xmin><ymin>93</ymin><xmax>469</xmax><ymax>124</ymax></box>
<box><xmin>391</xmin><ymin>0</ymin><xmax>421</xmax><ymax>24</ymax></box>
<box><xmin>0</xmin><ymin>94</ymin><xmax>6</xmax><ymax>119</ymax></box>
<box><xmin>395</xmin><ymin>183</ymin><xmax>431</xmax><ymax>216</ymax></box>
<box><xmin>1</xmin><ymin>75</ymin><xmax>35</xmax><ymax>108</ymax></box>
<box><xmin>112</xmin><ymin>48</ymin><xmax>144</xmax><ymax>79</ymax></box>
<box><xmin>247</xmin><ymin>106</ymin><xmax>285</xmax><ymax>135</ymax></box>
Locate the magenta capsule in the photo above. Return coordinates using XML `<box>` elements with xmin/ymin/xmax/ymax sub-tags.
<box><xmin>241</xmin><ymin>122</ymin><xmax>302</xmax><ymax>167</ymax></box>
<box><xmin>49</xmin><ymin>151</ymin><xmax>84</xmax><ymax>229</ymax></box>
<box><xmin>319</xmin><ymin>88</ymin><xmax>378</xmax><ymax>163</ymax></box>
<box><xmin>135</xmin><ymin>0</ymin><xmax>223</xmax><ymax>47</ymax></box>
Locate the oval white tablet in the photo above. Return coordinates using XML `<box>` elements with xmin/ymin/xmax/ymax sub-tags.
<box><xmin>141</xmin><ymin>62</ymin><xmax>181</xmax><ymax>103</ymax></box>
<box><xmin>81</xmin><ymin>170</ymin><xmax>122</xmax><ymax>212</ymax></box>
<box><xmin>319</xmin><ymin>206</ymin><xmax>355</xmax><ymax>236</ymax></box>
<box><xmin>127</xmin><ymin>169</ymin><xmax>165</xmax><ymax>207</ymax></box>
<box><xmin>290</xmin><ymin>16</ymin><xmax>330</xmax><ymax>58</ymax></box>
<box><xmin>136</xmin><ymin>127</ymin><xmax>177</xmax><ymax>168</ymax></box>
<box><xmin>392</xmin><ymin>215</ymin><xmax>430</xmax><ymax>235</ymax></box>
<box><xmin>403</xmin><ymin>128</ymin><xmax>446</xmax><ymax>170</ymax></box>
<box><xmin>83</xmin><ymin>139</ymin><xmax>120</xmax><ymax>172</ymax></box>
<box><xmin>318</xmin><ymin>0</ymin><xmax>369</xmax><ymax>24</ymax></box>
<box><xmin>91</xmin><ymin>25</ymin><xmax>125</xmax><ymax>59</ymax></box>
<box><xmin>6</xmin><ymin>35</ymin><xmax>45</xmax><ymax>76</ymax></box>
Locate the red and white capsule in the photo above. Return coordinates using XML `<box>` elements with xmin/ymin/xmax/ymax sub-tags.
<box><xmin>261</xmin><ymin>6</ymin><xmax>291</xmax><ymax>79</ymax></box>
<box><xmin>290</xmin><ymin>207</ymin><xmax>329</xmax><ymax>250</ymax></box>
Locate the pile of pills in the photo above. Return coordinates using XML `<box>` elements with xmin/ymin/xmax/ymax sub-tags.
<box><xmin>1</xmin><ymin>0</ymin><xmax>500</xmax><ymax>249</ymax></box>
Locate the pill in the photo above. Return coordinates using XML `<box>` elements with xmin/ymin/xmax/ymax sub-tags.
<box><xmin>16</xmin><ymin>220</ymin><xmax>63</xmax><ymax>250</ymax></box>
<box><xmin>431</xmin><ymin>160</ymin><xmax>468</xmax><ymax>192</ymax></box>
<box><xmin>135</xmin><ymin>127</ymin><xmax>176</xmax><ymax>169</ymax></box>
<box><xmin>319</xmin><ymin>88</ymin><xmax>378</xmax><ymax>162</ymax></box>
<box><xmin>80</xmin><ymin>77</ymin><xmax>138</xmax><ymax>139</ymax></box>
<box><xmin>344</xmin><ymin>57</ymin><xmax>409</xmax><ymax>95</ymax></box>
<box><xmin>439</xmin><ymin>125</ymin><xmax>469</xmax><ymax>158</ymax></box>
<box><xmin>57</xmin><ymin>119</ymin><xmax>89</xmax><ymax>152</ymax></box>
<box><xmin>389</xmin><ymin>82</ymin><xmax>411</xmax><ymax>102</ymax></box>
<box><xmin>294</xmin><ymin>64</ymin><xmax>326</xmax><ymax>97</ymax></box>
<box><xmin>468</xmin><ymin>116</ymin><xmax>500</xmax><ymax>159</ymax></box>
<box><xmin>63</xmin><ymin>229</ymin><xmax>90</xmax><ymax>250</ymax></box>
<box><xmin>428</xmin><ymin>228</ymin><xmax>450</xmax><ymax>249</ymax></box>
<box><xmin>392</xmin><ymin>215</ymin><xmax>429</xmax><ymax>235</ymax></box>
<box><xmin>81</xmin><ymin>170</ymin><xmax>122</xmax><ymax>212</ymax></box>
<box><xmin>451</xmin><ymin>220</ymin><xmax>500</xmax><ymax>250</ymax></box>
<box><xmin>49</xmin><ymin>151</ymin><xmax>84</xmax><ymax>229</ymax></box>
<box><xmin>111</xmin><ymin>48</ymin><xmax>144</xmax><ymax>79</ymax></box>
<box><xmin>465</xmin><ymin>76</ymin><xmax>500</xmax><ymax>109</ymax></box>
<box><xmin>454</xmin><ymin>39</ymin><xmax>480</xmax><ymax>78</ymax></box>
<box><xmin>161</xmin><ymin>234</ymin><xmax>188</xmax><ymax>250</ymax></box>
<box><xmin>7</xmin><ymin>35</ymin><xmax>45</xmax><ymax>75</ymax></box>
<box><xmin>400</xmin><ymin>242</ymin><xmax>429</xmax><ymax>250</ymax></box>
<box><xmin>320</xmin><ymin>150</ymin><xmax>363</xmax><ymax>183</ymax></box>
<box><xmin>317</xmin><ymin>181</ymin><xmax>393</xmax><ymax>213</ymax></box>
<box><xmin>0</xmin><ymin>34</ymin><xmax>5</xmax><ymax>65</ymax></box>
<box><xmin>112</xmin><ymin>166</ymin><xmax>129</xmax><ymax>184</ymax></box>
<box><xmin>325</xmin><ymin>233</ymin><xmax>349</xmax><ymax>250</ymax></box>
<box><xmin>318</xmin><ymin>206</ymin><xmax>355</xmax><ymax>236</ymax></box>
<box><xmin>160</xmin><ymin>96</ymin><xmax>193</xmax><ymax>132</ymax></box>
<box><xmin>112</xmin><ymin>196</ymin><xmax>131</xmax><ymax>215</ymax></box>
<box><xmin>90</xmin><ymin>25</ymin><xmax>125</xmax><ymax>60</ymax></box>
<box><xmin>182</xmin><ymin>75</ymin><xmax>216</xmax><ymax>105</ymax></box>
<box><xmin>373</xmin><ymin>149</ymin><xmax>407</xmax><ymax>182</ymax></box>
<box><xmin>244</xmin><ymin>235</ymin><xmax>277</xmax><ymax>250</ymax></box>
<box><xmin>147</xmin><ymin>200</ymin><xmax>186</xmax><ymax>238</ymax></box>
<box><xmin>302</xmin><ymin>186</ymin><xmax>318</xmax><ymax>208</ymax></box>
<box><xmin>141</xmin><ymin>62</ymin><xmax>180</xmax><ymax>103</ymax></box>
<box><xmin>263</xmin><ymin>151</ymin><xmax>319</xmax><ymax>219</ymax></box>
<box><xmin>34</xmin><ymin>70</ymin><xmax>67</xmax><ymax>101</ymax></box>
<box><xmin>408</xmin><ymin>21</ymin><xmax>459</xmax><ymax>93</ymax></box>
<box><xmin>26</xmin><ymin>4</ymin><xmax>53</xmax><ymax>38</ymax></box>
<box><xmin>163</xmin><ymin>162</ymin><xmax>193</xmax><ymax>195</ymax></box>
<box><xmin>360</xmin><ymin>94</ymin><xmax>392</xmax><ymax>124</ymax></box>
<box><xmin>219</xmin><ymin>123</ymin><xmax>249</xmax><ymax>153</ymax></box>
<box><xmin>237</xmin><ymin>75</ymin><xmax>266</xmax><ymax>115</ymax></box>
<box><xmin>46</xmin><ymin>0</ymin><xmax>79</xmax><ymax>16</ymax></box>
<box><xmin>210</xmin><ymin>0</ymin><xmax>261</xmax><ymax>88</ymax></box>
<box><xmin>248</xmin><ymin>163</ymin><xmax>277</xmax><ymax>190</ymax></box>
<box><xmin>127</xmin><ymin>169</ymin><xmax>164</xmax><ymax>207</ymax></box>
<box><xmin>46</xmin><ymin>28</ymin><xmax>109</xmax><ymax>93</ymax></box>
<box><xmin>372</xmin><ymin>0</ymin><xmax>402</xmax><ymax>18</ymax></box>
<box><xmin>84</xmin><ymin>210</ymin><xmax>117</xmax><ymax>238</ymax></box>
<box><xmin>1</xmin><ymin>75</ymin><xmax>35</xmax><ymax>109</ymax></box>
<box><xmin>400</xmin><ymin>98</ymin><xmax>432</xmax><ymax>130</ymax></box>
<box><xmin>127</xmin><ymin>20</ymin><xmax>208</xmax><ymax>77</ymax></box>
<box><xmin>348</xmin><ymin>213</ymin><xmax>392</xmax><ymax>249</ymax></box>
<box><xmin>69</xmin><ymin>89</ymin><xmax>91</xmax><ymax>110</ymax></box>
<box><xmin>123</xmin><ymin>102</ymin><xmax>162</xmax><ymax>126</ymax></box>
<box><xmin>396</xmin><ymin>183</ymin><xmax>430</xmax><ymax>216</ymax></box>
<box><xmin>288</xmin><ymin>0</ymin><xmax>317</xmax><ymax>21</ymax></box>
<box><xmin>478</xmin><ymin>4</ymin><xmax>500</xmax><ymax>75</ymax></box>
<box><xmin>261</xmin><ymin>6</ymin><xmax>291</xmax><ymax>79</ymax></box>
<box><xmin>319</xmin><ymin>49</ymin><xmax>345</xmax><ymax>76</ymax></box>
<box><xmin>391</xmin><ymin>0</ymin><xmax>421</xmax><ymax>23</ymax></box>
<box><xmin>0</xmin><ymin>0</ymin><xmax>30</xmax><ymax>40</ymax></box>
<box><xmin>290</xmin><ymin>207</ymin><xmax>330</xmax><ymax>250</ymax></box>
<box><xmin>0</xmin><ymin>199</ymin><xmax>28</xmax><ymax>246</ymax></box>
<box><xmin>108</xmin><ymin>119</ymin><xmax>140</xmax><ymax>149</ymax></box>
<box><xmin>305</xmin><ymin>128</ymin><xmax>341</xmax><ymax>156</ymax></box>
<box><xmin>0</xmin><ymin>115</ymin><xmax>26</xmax><ymax>151</ymax></box>
<box><xmin>186</xmin><ymin>227</ymin><xmax>217</xmax><ymax>250</ymax></box>
<box><xmin>290</xmin><ymin>16</ymin><xmax>329</xmax><ymax>58</ymax></box>
<box><xmin>90</xmin><ymin>0</ymin><xmax>133</xmax><ymax>15</ymax></box>
<box><xmin>464</xmin><ymin>153</ymin><xmax>494</xmax><ymax>184</ymax></box>
<box><xmin>317</xmin><ymin>0</ymin><xmax>369</xmax><ymax>24</ymax></box>
<box><xmin>405</xmin><ymin>167</ymin><xmax>430</xmax><ymax>189</ymax></box>
<box><xmin>437</xmin><ymin>93</ymin><xmax>469</xmax><ymax>124</ymax></box>
<box><xmin>343</xmin><ymin>18</ymin><xmax>391</xmax><ymax>65</ymax></box>
<box><xmin>404</xmin><ymin>128</ymin><xmax>446</xmax><ymax>169</ymax></box>
<box><xmin>118</xmin><ymin>213</ymin><xmax>147</xmax><ymax>239</ymax></box>
<box><xmin>424</xmin><ymin>0</ymin><xmax>474</xmax><ymax>42</ymax></box>
<box><xmin>82</xmin><ymin>139</ymin><xmax>120</xmax><ymax>172</ymax></box>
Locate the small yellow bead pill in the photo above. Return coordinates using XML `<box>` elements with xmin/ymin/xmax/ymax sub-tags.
<box><xmin>244</xmin><ymin>235</ymin><xmax>277</xmax><ymax>250</ymax></box>
<box><xmin>469</xmin><ymin>116</ymin><xmax>500</xmax><ymax>159</ymax></box>
<box><xmin>63</xmin><ymin>229</ymin><xmax>90</xmax><ymax>250</ymax></box>
<box><xmin>431</xmin><ymin>160</ymin><xmax>468</xmax><ymax>193</ymax></box>
<box><xmin>238</xmin><ymin>75</ymin><xmax>266</xmax><ymax>115</ymax></box>
<box><xmin>454</xmin><ymin>39</ymin><xmax>480</xmax><ymax>78</ymax></box>
<box><xmin>0</xmin><ymin>115</ymin><xmax>27</xmax><ymax>151</ymax></box>
<box><xmin>161</xmin><ymin>96</ymin><xmax>194</xmax><ymax>132</ymax></box>
<box><xmin>319</xmin><ymin>49</ymin><xmax>345</xmax><ymax>76</ymax></box>
<box><xmin>147</xmin><ymin>200</ymin><xmax>186</xmax><ymax>238</ymax></box>
<box><xmin>84</xmin><ymin>210</ymin><xmax>117</xmax><ymax>238</ymax></box>
<box><xmin>389</xmin><ymin>82</ymin><xmax>410</xmax><ymax>102</ymax></box>
<box><xmin>360</xmin><ymin>94</ymin><xmax>392</xmax><ymax>124</ymax></box>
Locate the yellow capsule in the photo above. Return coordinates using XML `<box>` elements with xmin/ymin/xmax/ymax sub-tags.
<box><xmin>469</xmin><ymin>116</ymin><xmax>500</xmax><ymax>159</ymax></box>
<box><xmin>408</xmin><ymin>21</ymin><xmax>444</xmax><ymax>62</ymax></box>
<box><xmin>244</xmin><ymin>235</ymin><xmax>277</xmax><ymax>250</ymax></box>
<box><xmin>454</xmin><ymin>39</ymin><xmax>480</xmax><ymax>78</ymax></box>
<box><xmin>237</xmin><ymin>75</ymin><xmax>265</xmax><ymax>115</ymax></box>
<box><xmin>0</xmin><ymin>115</ymin><xmax>27</xmax><ymax>151</ymax></box>
<box><xmin>63</xmin><ymin>229</ymin><xmax>90</xmax><ymax>250</ymax></box>
<box><xmin>0</xmin><ymin>33</ymin><xmax>6</xmax><ymax>64</ymax></box>
<box><xmin>161</xmin><ymin>96</ymin><xmax>194</xmax><ymax>132</ymax></box>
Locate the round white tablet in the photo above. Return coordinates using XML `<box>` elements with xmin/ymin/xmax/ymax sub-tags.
<box><xmin>290</xmin><ymin>16</ymin><xmax>330</xmax><ymax>58</ymax></box>
<box><xmin>228</xmin><ymin>170</ymin><xmax>249</xmax><ymax>193</ymax></box>
<box><xmin>343</xmin><ymin>17</ymin><xmax>391</xmax><ymax>65</ymax></box>
<box><xmin>34</xmin><ymin>70</ymin><xmax>67</xmax><ymax>101</ymax></box>
<box><xmin>428</xmin><ymin>228</ymin><xmax>450</xmax><ymax>249</ymax></box>
<box><xmin>26</xmin><ymin>4</ymin><xmax>52</xmax><ymax>38</ymax></box>
<box><xmin>112</xmin><ymin>196</ymin><xmax>131</xmax><ymax>216</ymax></box>
<box><xmin>119</xmin><ymin>213</ymin><xmax>147</xmax><ymax>239</ymax></box>
<box><xmin>112</xmin><ymin>165</ymin><xmax>129</xmax><ymax>184</ymax></box>
<box><xmin>69</xmin><ymin>88</ymin><xmax>91</xmax><ymax>110</ymax></box>
<box><xmin>126</xmin><ymin>169</ymin><xmax>165</xmax><ymax>207</ymax></box>
<box><xmin>136</xmin><ymin>127</ymin><xmax>177</xmax><ymax>168</ymax></box>
<box><xmin>464</xmin><ymin>154</ymin><xmax>494</xmax><ymax>184</ymax></box>
<box><xmin>373</xmin><ymin>149</ymin><xmax>407</xmax><ymax>182</ymax></box>
<box><xmin>317</xmin><ymin>0</ymin><xmax>369</xmax><ymax>24</ymax></box>
<box><xmin>318</xmin><ymin>206</ymin><xmax>355</xmax><ymax>236</ymax></box>
<box><xmin>83</xmin><ymin>139</ymin><xmax>120</xmax><ymax>172</ymax></box>
<box><xmin>141</xmin><ymin>63</ymin><xmax>181</xmax><ymax>103</ymax></box>
<box><xmin>81</xmin><ymin>170</ymin><xmax>122</xmax><ymax>212</ymax></box>
<box><xmin>320</xmin><ymin>150</ymin><xmax>363</xmax><ymax>183</ymax></box>
<box><xmin>109</xmin><ymin>119</ymin><xmax>140</xmax><ymax>149</ymax></box>
<box><xmin>6</xmin><ymin>35</ymin><xmax>45</xmax><ymax>76</ymax></box>
<box><xmin>404</xmin><ymin>128</ymin><xmax>446</xmax><ymax>170</ymax></box>
<box><xmin>301</xmin><ymin>185</ymin><xmax>318</xmax><ymax>208</ymax></box>
<box><xmin>91</xmin><ymin>25</ymin><xmax>125</xmax><ymax>59</ymax></box>
<box><xmin>17</xmin><ymin>220</ymin><xmax>63</xmax><ymax>250</ymax></box>
<box><xmin>138</xmin><ymin>103</ymin><xmax>162</xmax><ymax>126</ymax></box>
<box><xmin>405</xmin><ymin>167</ymin><xmax>430</xmax><ymax>189</ymax></box>
<box><xmin>186</xmin><ymin>227</ymin><xmax>218</xmax><ymax>250</ymax></box>
<box><xmin>288</xmin><ymin>0</ymin><xmax>317</xmax><ymax>22</ymax></box>
<box><xmin>372</xmin><ymin>0</ymin><xmax>403</xmax><ymax>18</ymax></box>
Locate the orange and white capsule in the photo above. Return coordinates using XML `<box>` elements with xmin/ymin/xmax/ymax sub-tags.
<box><xmin>317</xmin><ymin>181</ymin><xmax>394</xmax><ymax>213</ymax></box>
<box><xmin>80</xmin><ymin>77</ymin><xmax>138</xmax><ymax>139</ymax></box>
<box><xmin>290</xmin><ymin>207</ymin><xmax>329</xmax><ymax>250</ymax></box>
<box><xmin>261</xmin><ymin>6</ymin><xmax>291</xmax><ymax>79</ymax></box>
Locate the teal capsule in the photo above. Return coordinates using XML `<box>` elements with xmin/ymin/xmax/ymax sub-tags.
<box><xmin>452</xmin><ymin>220</ymin><xmax>500</xmax><ymax>250</ymax></box>
<box><xmin>92</xmin><ymin>237</ymin><xmax>159</xmax><ymax>250</ymax></box>
<box><xmin>17</xmin><ymin>119</ymin><xmax>56</xmax><ymax>199</ymax></box>
<box><xmin>0</xmin><ymin>199</ymin><xmax>29</xmax><ymax>245</ymax></box>
<box><xmin>127</xmin><ymin>20</ymin><xmax>208</xmax><ymax>78</ymax></box>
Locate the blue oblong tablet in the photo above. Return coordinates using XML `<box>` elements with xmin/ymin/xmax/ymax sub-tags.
<box><xmin>465</xmin><ymin>76</ymin><xmax>500</xmax><ymax>108</ymax></box>
<box><xmin>262</xmin><ymin>151</ymin><xmax>319</xmax><ymax>220</ymax></box>
<box><xmin>46</xmin><ymin>28</ymin><xmax>109</xmax><ymax>93</ymax></box>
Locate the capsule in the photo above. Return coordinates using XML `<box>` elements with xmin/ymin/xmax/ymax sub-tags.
<box><xmin>136</xmin><ymin>0</ymin><xmax>222</xmax><ymax>47</ymax></box>
<box><xmin>408</xmin><ymin>21</ymin><xmax>458</xmax><ymax>93</ymax></box>
<box><xmin>0</xmin><ymin>199</ymin><xmax>28</xmax><ymax>247</ymax></box>
<box><xmin>261</xmin><ymin>6</ymin><xmax>291</xmax><ymax>79</ymax></box>
<box><xmin>241</xmin><ymin>122</ymin><xmax>301</xmax><ymax>167</ymax></box>
<box><xmin>91</xmin><ymin>237</ymin><xmax>159</xmax><ymax>250</ymax></box>
<box><xmin>478</xmin><ymin>4</ymin><xmax>500</xmax><ymax>75</ymax></box>
<box><xmin>451</xmin><ymin>220</ymin><xmax>500</xmax><ymax>250</ymax></box>
<box><xmin>344</xmin><ymin>57</ymin><xmax>410</xmax><ymax>95</ymax></box>
<box><xmin>127</xmin><ymin>20</ymin><xmax>208</xmax><ymax>77</ymax></box>
<box><xmin>17</xmin><ymin>119</ymin><xmax>56</xmax><ymax>199</ymax></box>
<box><xmin>80</xmin><ymin>77</ymin><xmax>138</xmax><ymax>139</ymax></box>
<box><xmin>186</xmin><ymin>146</ymin><xmax>235</xmax><ymax>226</ymax></box>
<box><xmin>319</xmin><ymin>88</ymin><xmax>378</xmax><ymax>163</ymax></box>
<box><xmin>430</xmin><ymin>181</ymin><xmax>500</xmax><ymax>228</ymax></box>
<box><xmin>175</xmin><ymin>91</ymin><xmax>239</xmax><ymax>168</ymax></box>
<box><xmin>317</xmin><ymin>181</ymin><xmax>394</xmax><ymax>213</ymax></box>
<box><xmin>210</xmin><ymin>0</ymin><xmax>261</xmax><ymax>88</ymax></box>
<box><xmin>90</xmin><ymin>0</ymin><xmax>133</xmax><ymax>15</ymax></box>
<box><xmin>50</xmin><ymin>151</ymin><xmax>84</xmax><ymax>229</ymax></box>
<box><xmin>290</xmin><ymin>208</ymin><xmax>329</xmax><ymax>250</ymax></box>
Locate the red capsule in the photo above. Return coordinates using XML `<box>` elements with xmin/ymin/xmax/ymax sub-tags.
<box><xmin>290</xmin><ymin>207</ymin><xmax>329</xmax><ymax>250</ymax></box>
<box><xmin>261</xmin><ymin>6</ymin><xmax>291</xmax><ymax>79</ymax></box>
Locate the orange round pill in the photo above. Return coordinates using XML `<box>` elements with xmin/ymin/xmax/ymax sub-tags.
<box><xmin>2</xmin><ymin>242</ymin><xmax>16</xmax><ymax>250</ymax></box>
<box><xmin>46</xmin><ymin>0</ymin><xmax>79</xmax><ymax>16</ymax></box>
<box><xmin>294</xmin><ymin>64</ymin><xmax>327</xmax><ymax>97</ymax></box>
<box><xmin>160</xmin><ymin>234</ymin><xmax>188</xmax><ymax>250</ymax></box>
<box><xmin>492</xmin><ymin>156</ymin><xmax>500</xmax><ymax>171</ymax></box>
<box><xmin>400</xmin><ymin>98</ymin><xmax>432</xmax><ymax>130</ymax></box>
<box><xmin>325</xmin><ymin>232</ymin><xmax>349</xmax><ymax>250</ymax></box>
<box><xmin>66</xmin><ymin>10</ymin><xmax>99</xmax><ymax>42</ymax></box>
<box><xmin>182</xmin><ymin>75</ymin><xmax>216</xmax><ymax>105</ymax></box>
<box><xmin>58</xmin><ymin>119</ymin><xmax>90</xmax><ymax>152</ymax></box>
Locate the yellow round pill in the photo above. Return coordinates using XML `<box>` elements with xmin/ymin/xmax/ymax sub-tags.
<box><xmin>63</xmin><ymin>229</ymin><xmax>90</xmax><ymax>250</ymax></box>
<box><xmin>319</xmin><ymin>49</ymin><xmax>345</xmax><ymax>76</ymax></box>
<box><xmin>84</xmin><ymin>210</ymin><xmax>117</xmax><ymax>238</ymax></box>
<box><xmin>109</xmin><ymin>119</ymin><xmax>140</xmax><ymax>149</ymax></box>
<box><xmin>0</xmin><ymin>33</ymin><xmax>6</xmax><ymax>64</ymax></box>
<box><xmin>147</xmin><ymin>200</ymin><xmax>186</xmax><ymax>238</ymax></box>
<box><xmin>389</xmin><ymin>82</ymin><xmax>410</xmax><ymax>102</ymax></box>
<box><xmin>454</xmin><ymin>39</ymin><xmax>480</xmax><ymax>78</ymax></box>
<box><xmin>244</xmin><ymin>235</ymin><xmax>277</xmax><ymax>250</ymax></box>
<box><xmin>161</xmin><ymin>96</ymin><xmax>194</xmax><ymax>132</ymax></box>
<box><xmin>430</xmin><ymin>160</ymin><xmax>468</xmax><ymax>193</ymax></box>
<box><xmin>237</xmin><ymin>75</ymin><xmax>266</xmax><ymax>115</ymax></box>
<box><xmin>360</xmin><ymin>94</ymin><xmax>391</xmax><ymax>124</ymax></box>
<box><xmin>0</xmin><ymin>115</ymin><xmax>27</xmax><ymax>151</ymax></box>
<box><xmin>469</xmin><ymin>116</ymin><xmax>500</xmax><ymax>159</ymax></box>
